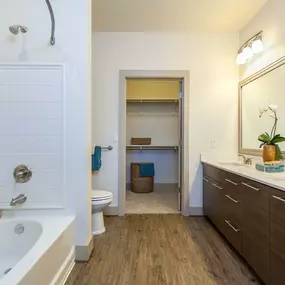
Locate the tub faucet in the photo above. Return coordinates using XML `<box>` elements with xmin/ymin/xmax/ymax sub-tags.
<box><xmin>10</xmin><ymin>194</ymin><xmax>27</xmax><ymax>206</ymax></box>
<box><xmin>238</xmin><ymin>154</ymin><xmax>253</xmax><ymax>165</ymax></box>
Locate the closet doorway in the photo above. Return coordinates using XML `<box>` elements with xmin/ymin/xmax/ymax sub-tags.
<box><xmin>119</xmin><ymin>71</ymin><xmax>190</xmax><ymax>216</ymax></box>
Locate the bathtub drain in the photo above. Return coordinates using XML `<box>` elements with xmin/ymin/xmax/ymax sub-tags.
<box><xmin>4</xmin><ymin>268</ymin><xmax>12</xmax><ymax>275</ymax></box>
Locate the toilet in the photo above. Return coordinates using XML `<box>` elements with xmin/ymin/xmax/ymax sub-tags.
<box><xmin>91</xmin><ymin>190</ymin><xmax>113</xmax><ymax>235</ymax></box>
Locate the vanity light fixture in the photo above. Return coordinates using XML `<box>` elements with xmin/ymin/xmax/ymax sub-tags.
<box><xmin>236</xmin><ymin>31</ymin><xmax>264</xmax><ymax>65</ymax></box>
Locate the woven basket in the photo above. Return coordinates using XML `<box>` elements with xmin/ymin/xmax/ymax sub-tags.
<box><xmin>131</xmin><ymin>163</ymin><xmax>154</xmax><ymax>193</ymax></box>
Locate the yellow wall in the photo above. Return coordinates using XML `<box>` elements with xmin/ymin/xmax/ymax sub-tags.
<box><xmin>126</xmin><ymin>79</ymin><xmax>180</xmax><ymax>100</ymax></box>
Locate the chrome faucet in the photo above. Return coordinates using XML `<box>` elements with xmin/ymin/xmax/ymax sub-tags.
<box><xmin>238</xmin><ymin>154</ymin><xmax>253</xmax><ymax>165</ymax></box>
<box><xmin>10</xmin><ymin>194</ymin><xmax>27</xmax><ymax>206</ymax></box>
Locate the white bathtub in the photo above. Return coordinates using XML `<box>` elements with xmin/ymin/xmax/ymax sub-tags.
<box><xmin>0</xmin><ymin>216</ymin><xmax>75</xmax><ymax>285</ymax></box>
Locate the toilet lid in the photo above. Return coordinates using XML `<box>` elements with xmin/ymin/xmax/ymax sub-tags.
<box><xmin>92</xmin><ymin>190</ymin><xmax>113</xmax><ymax>201</ymax></box>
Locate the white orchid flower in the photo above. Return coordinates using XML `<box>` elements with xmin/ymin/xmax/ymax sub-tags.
<box><xmin>269</xmin><ymin>104</ymin><xmax>278</xmax><ymax>110</ymax></box>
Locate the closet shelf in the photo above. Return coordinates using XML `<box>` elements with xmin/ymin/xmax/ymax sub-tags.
<box><xmin>126</xmin><ymin>145</ymin><xmax>179</xmax><ymax>151</ymax></box>
<box><xmin>127</xmin><ymin>99</ymin><xmax>179</xmax><ymax>103</ymax></box>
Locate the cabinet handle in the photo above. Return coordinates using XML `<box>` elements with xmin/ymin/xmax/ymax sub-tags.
<box><xmin>273</xmin><ymin>195</ymin><xmax>285</xmax><ymax>203</ymax></box>
<box><xmin>225</xmin><ymin>220</ymin><xmax>240</xmax><ymax>232</ymax></box>
<box><xmin>242</xmin><ymin>182</ymin><xmax>260</xmax><ymax>192</ymax></box>
<box><xmin>203</xmin><ymin>178</ymin><xmax>209</xmax><ymax>183</ymax></box>
<box><xmin>225</xmin><ymin>179</ymin><xmax>238</xmax><ymax>186</ymax></box>
<box><xmin>225</xmin><ymin>194</ymin><xmax>239</xmax><ymax>204</ymax></box>
<box><xmin>212</xmin><ymin>183</ymin><xmax>223</xmax><ymax>190</ymax></box>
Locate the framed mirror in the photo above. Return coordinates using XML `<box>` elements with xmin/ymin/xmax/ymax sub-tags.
<box><xmin>239</xmin><ymin>56</ymin><xmax>285</xmax><ymax>156</ymax></box>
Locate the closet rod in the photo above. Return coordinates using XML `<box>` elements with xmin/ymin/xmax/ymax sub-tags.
<box><xmin>127</xmin><ymin>112</ymin><xmax>178</xmax><ymax>116</ymax></box>
<box><xmin>127</xmin><ymin>99</ymin><xmax>179</xmax><ymax>103</ymax></box>
<box><xmin>126</xmin><ymin>146</ymin><xmax>179</xmax><ymax>151</ymax></box>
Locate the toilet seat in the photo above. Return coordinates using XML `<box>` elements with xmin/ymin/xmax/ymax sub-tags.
<box><xmin>92</xmin><ymin>190</ymin><xmax>113</xmax><ymax>201</ymax></box>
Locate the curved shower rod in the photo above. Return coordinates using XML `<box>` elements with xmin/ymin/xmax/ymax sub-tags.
<box><xmin>45</xmin><ymin>0</ymin><xmax>55</xmax><ymax>45</ymax></box>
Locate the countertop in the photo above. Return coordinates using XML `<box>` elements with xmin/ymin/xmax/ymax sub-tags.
<box><xmin>201</xmin><ymin>156</ymin><xmax>285</xmax><ymax>192</ymax></box>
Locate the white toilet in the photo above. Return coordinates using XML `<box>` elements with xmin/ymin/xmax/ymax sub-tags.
<box><xmin>91</xmin><ymin>190</ymin><xmax>113</xmax><ymax>235</ymax></box>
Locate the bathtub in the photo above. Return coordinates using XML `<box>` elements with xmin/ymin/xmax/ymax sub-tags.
<box><xmin>0</xmin><ymin>216</ymin><xmax>75</xmax><ymax>285</ymax></box>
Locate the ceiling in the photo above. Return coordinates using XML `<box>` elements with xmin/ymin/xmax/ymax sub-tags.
<box><xmin>92</xmin><ymin>0</ymin><xmax>267</xmax><ymax>32</ymax></box>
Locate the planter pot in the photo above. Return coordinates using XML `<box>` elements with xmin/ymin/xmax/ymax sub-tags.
<box><xmin>263</xmin><ymin>145</ymin><xmax>276</xmax><ymax>162</ymax></box>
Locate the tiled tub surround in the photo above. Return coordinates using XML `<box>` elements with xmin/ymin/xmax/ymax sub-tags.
<box><xmin>0</xmin><ymin>216</ymin><xmax>74</xmax><ymax>285</ymax></box>
<box><xmin>202</xmin><ymin>156</ymin><xmax>285</xmax><ymax>285</ymax></box>
<box><xmin>0</xmin><ymin>64</ymin><xmax>65</xmax><ymax>209</ymax></box>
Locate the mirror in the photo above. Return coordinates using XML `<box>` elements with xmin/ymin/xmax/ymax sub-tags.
<box><xmin>239</xmin><ymin>56</ymin><xmax>285</xmax><ymax>155</ymax></box>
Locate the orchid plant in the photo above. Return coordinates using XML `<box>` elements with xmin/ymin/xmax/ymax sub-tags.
<box><xmin>258</xmin><ymin>104</ymin><xmax>285</xmax><ymax>161</ymax></box>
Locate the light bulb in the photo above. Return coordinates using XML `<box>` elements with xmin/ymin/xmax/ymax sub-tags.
<box><xmin>243</xmin><ymin>46</ymin><xmax>253</xmax><ymax>60</ymax></box>
<box><xmin>252</xmin><ymin>39</ymin><xmax>264</xmax><ymax>54</ymax></box>
<box><xmin>236</xmin><ymin>52</ymin><xmax>246</xmax><ymax>65</ymax></box>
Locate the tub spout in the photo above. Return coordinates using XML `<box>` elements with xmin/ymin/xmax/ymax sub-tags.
<box><xmin>10</xmin><ymin>194</ymin><xmax>27</xmax><ymax>206</ymax></box>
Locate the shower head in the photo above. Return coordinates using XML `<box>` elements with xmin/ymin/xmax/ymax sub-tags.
<box><xmin>9</xmin><ymin>25</ymin><xmax>28</xmax><ymax>35</ymax></box>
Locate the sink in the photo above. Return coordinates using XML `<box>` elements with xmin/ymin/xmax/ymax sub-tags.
<box><xmin>219</xmin><ymin>162</ymin><xmax>248</xmax><ymax>167</ymax></box>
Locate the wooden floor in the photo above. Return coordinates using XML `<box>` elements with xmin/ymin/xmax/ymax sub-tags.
<box><xmin>66</xmin><ymin>215</ymin><xmax>260</xmax><ymax>285</ymax></box>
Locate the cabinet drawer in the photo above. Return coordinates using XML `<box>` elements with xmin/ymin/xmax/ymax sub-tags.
<box><xmin>220</xmin><ymin>219</ymin><xmax>241</xmax><ymax>253</ymax></box>
<box><xmin>223</xmin><ymin>171</ymin><xmax>243</xmax><ymax>188</ymax></box>
<box><xmin>271</xmin><ymin>189</ymin><xmax>285</xmax><ymax>218</ymax></box>
<box><xmin>203</xmin><ymin>176</ymin><xmax>212</xmax><ymax>219</ymax></box>
<box><xmin>210</xmin><ymin>181</ymin><xmax>225</xmax><ymax>229</ymax></box>
<box><xmin>203</xmin><ymin>164</ymin><xmax>223</xmax><ymax>181</ymax></box>
<box><xmin>240</xmin><ymin>177</ymin><xmax>269</xmax><ymax>212</ymax></box>
<box><xmin>271</xmin><ymin>248</ymin><xmax>285</xmax><ymax>285</ymax></box>
<box><xmin>223</xmin><ymin>192</ymin><xmax>241</xmax><ymax>226</ymax></box>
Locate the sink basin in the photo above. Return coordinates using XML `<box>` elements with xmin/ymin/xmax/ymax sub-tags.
<box><xmin>219</xmin><ymin>162</ymin><xmax>247</xmax><ymax>167</ymax></box>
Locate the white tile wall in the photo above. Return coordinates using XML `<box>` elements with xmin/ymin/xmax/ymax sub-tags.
<box><xmin>0</xmin><ymin>64</ymin><xmax>65</xmax><ymax>209</ymax></box>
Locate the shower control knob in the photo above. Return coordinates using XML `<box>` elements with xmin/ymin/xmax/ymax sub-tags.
<box><xmin>13</xmin><ymin>165</ymin><xmax>32</xmax><ymax>183</ymax></box>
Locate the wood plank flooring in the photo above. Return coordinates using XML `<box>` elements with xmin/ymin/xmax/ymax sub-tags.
<box><xmin>66</xmin><ymin>215</ymin><xmax>260</xmax><ymax>285</ymax></box>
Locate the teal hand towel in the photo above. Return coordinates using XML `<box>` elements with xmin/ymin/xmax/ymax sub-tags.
<box><xmin>140</xmin><ymin>163</ymin><xmax>155</xmax><ymax>177</ymax></box>
<box><xmin>92</xmin><ymin>146</ymin><xmax>102</xmax><ymax>171</ymax></box>
<box><xmin>255</xmin><ymin>163</ymin><xmax>285</xmax><ymax>173</ymax></box>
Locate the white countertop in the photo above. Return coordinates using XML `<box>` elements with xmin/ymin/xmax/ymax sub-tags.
<box><xmin>201</xmin><ymin>155</ymin><xmax>285</xmax><ymax>192</ymax></box>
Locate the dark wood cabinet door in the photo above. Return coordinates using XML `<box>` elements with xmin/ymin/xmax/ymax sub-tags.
<box><xmin>270</xmin><ymin>189</ymin><xmax>285</xmax><ymax>285</ymax></box>
<box><xmin>241</xmin><ymin>179</ymin><xmax>270</xmax><ymax>283</ymax></box>
<box><xmin>242</xmin><ymin>231</ymin><xmax>270</xmax><ymax>284</ymax></box>
<box><xmin>210</xmin><ymin>180</ymin><xmax>225</xmax><ymax>229</ymax></box>
<box><xmin>271</xmin><ymin>249</ymin><xmax>285</xmax><ymax>285</ymax></box>
<box><xmin>203</xmin><ymin>176</ymin><xmax>212</xmax><ymax>219</ymax></box>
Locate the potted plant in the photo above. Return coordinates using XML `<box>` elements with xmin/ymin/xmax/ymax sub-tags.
<box><xmin>258</xmin><ymin>105</ymin><xmax>285</xmax><ymax>162</ymax></box>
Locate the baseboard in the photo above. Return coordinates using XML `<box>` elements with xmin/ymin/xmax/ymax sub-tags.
<box><xmin>126</xmin><ymin>183</ymin><xmax>178</xmax><ymax>191</ymax></box>
<box><xmin>189</xmin><ymin>207</ymin><xmax>204</xmax><ymax>216</ymax></box>
<box><xmin>75</xmin><ymin>236</ymin><xmax>94</xmax><ymax>262</ymax></box>
<box><xmin>104</xmin><ymin>206</ymin><xmax>119</xmax><ymax>216</ymax></box>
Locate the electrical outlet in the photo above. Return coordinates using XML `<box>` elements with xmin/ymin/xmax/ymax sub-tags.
<box><xmin>211</xmin><ymin>140</ymin><xmax>217</xmax><ymax>149</ymax></box>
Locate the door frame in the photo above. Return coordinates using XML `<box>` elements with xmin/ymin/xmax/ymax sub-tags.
<box><xmin>118</xmin><ymin>70</ymin><xmax>190</xmax><ymax>216</ymax></box>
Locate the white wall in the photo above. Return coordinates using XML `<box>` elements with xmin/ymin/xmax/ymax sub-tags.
<box><xmin>126</xmin><ymin>103</ymin><xmax>179</xmax><ymax>184</ymax></box>
<box><xmin>92</xmin><ymin>32</ymin><xmax>239</xmax><ymax>208</ymax></box>
<box><xmin>0</xmin><ymin>0</ymin><xmax>92</xmax><ymax>247</ymax></box>
<box><xmin>240</xmin><ymin>0</ymin><xmax>285</xmax><ymax>79</ymax></box>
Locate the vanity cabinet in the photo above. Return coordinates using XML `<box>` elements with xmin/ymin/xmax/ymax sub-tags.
<box><xmin>270</xmin><ymin>189</ymin><xmax>285</xmax><ymax>285</ymax></box>
<box><xmin>202</xmin><ymin>163</ymin><xmax>283</xmax><ymax>285</ymax></box>
<box><xmin>203</xmin><ymin>175</ymin><xmax>224</xmax><ymax>230</ymax></box>
<box><xmin>240</xmin><ymin>178</ymin><xmax>270</xmax><ymax>284</ymax></box>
